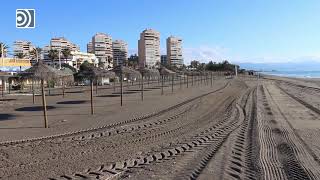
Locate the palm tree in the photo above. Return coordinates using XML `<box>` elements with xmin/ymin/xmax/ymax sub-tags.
<box><xmin>190</xmin><ymin>60</ymin><xmax>200</xmax><ymax>69</ymax></box>
<box><xmin>15</xmin><ymin>53</ymin><xmax>25</xmax><ymax>59</ymax></box>
<box><xmin>128</xmin><ymin>54</ymin><xmax>138</xmax><ymax>68</ymax></box>
<box><xmin>61</xmin><ymin>49</ymin><xmax>71</xmax><ymax>64</ymax></box>
<box><xmin>30</xmin><ymin>47</ymin><xmax>42</xmax><ymax>62</ymax></box>
<box><xmin>0</xmin><ymin>42</ymin><xmax>9</xmax><ymax>57</ymax></box>
<box><xmin>36</xmin><ymin>47</ymin><xmax>42</xmax><ymax>61</ymax></box>
<box><xmin>48</xmin><ymin>49</ymin><xmax>58</xmax><ymax>67</ymax></box>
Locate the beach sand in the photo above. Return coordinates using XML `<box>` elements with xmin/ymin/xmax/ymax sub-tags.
<box><xmin>0</xmin><ymin>75</ymin><xmax>319</xmax><ymax>179</ymax></box>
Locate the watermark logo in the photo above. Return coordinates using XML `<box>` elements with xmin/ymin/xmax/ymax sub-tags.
<box><xmin>16</xmin><ymin>9</ymin><xmax>35</xmax><ymax>28</ymax></box>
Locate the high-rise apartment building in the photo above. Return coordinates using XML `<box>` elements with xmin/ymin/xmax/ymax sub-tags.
<box><xmin>138</xmin><ymin>29</ymin><xmax>160</xmax><ymax>68</ymax></box>
<box><xmin>112</xmin><ymin>40</ymin><xmax>128</xmax><ymax>66</ymax></box>
<box><xmin>91</xmin><ymin>33</ymin><xmax>113</xmax><ymax>69</ymax></box>
<box><xmin>50</xmin><ymin>37</ymin><xmax>79</xmax><ymax>51</ymax></box>
<box><xmin>87</xmin><ymin>42</ymin><xmax>93</xmax><ymax>53</ymax></box>
<box><xmin>13</xmin><ymin>40</ymin><xmax>35</xmax><ymax>59</ymax></box>
<box><xmin>43</xmin><ymin>37</ymin><xmax>79</xmax><ymax>65</ymax></box>
<box><xmin>161</xmin><ymin>55</ymin><xmax>167</xmax><ymax>65</ymax></box>
<box><xmin>166</xmin><ymin>36</ymin><xmax>183</xmax><ymax>67</ymax></box>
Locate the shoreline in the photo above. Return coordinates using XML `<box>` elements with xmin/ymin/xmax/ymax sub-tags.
<box><xmin>260</xmin><ymin>71</ymin><xmax>320</xmax><ymax>79</ymax></box>
<box><xmin>261</xmin><ymin>73</ymin><xmax>320</xmax><ymax>88</ymax></box>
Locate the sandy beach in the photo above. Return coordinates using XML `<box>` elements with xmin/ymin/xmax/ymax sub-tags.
<box><xmin>0</xmin><ymin>75</ymin><xmax>320</xmax><ymax>179</ymax></box>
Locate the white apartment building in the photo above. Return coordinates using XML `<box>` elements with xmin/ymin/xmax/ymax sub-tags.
<box><xmin>87</xmin><ymin>42</ymin><xmax>93</xmax><ymax>53</ymax></box>
<box><xmin>69</xmin><ymin>51</ymin><xmax>98</xmax><ymax>70</ymax></box>
<box><xmin>42</xmin><ymin>37</ymin><xmax>80</xmax><ymax>66</ymax></box>
<box><xmin>138</xmin><ymin>29</ymin><xmax>160</xmax><ymax>68</ymax></box>
<box><xmin>166</xmin><ymin>36</ymin><xmax>183</xmax><ymax>67</ymax></box>
<box><xmin>50</xmin><ymin>37</ymin><xmax>79</xmax><ymax>51</ymax></box>
<box><xmin>91</xmin><ymin>33</ymin><xmax>113</xmax><ymax>69</ymax></box>
<box><xmin>13</xmin><ymin>40</ymin><xmax>35</xmax><ymax>60</ymax></box>
<box><xmin>112</xmin><ymin>40</ymin><xmax>128</xmax><ymax>66</ymax></box>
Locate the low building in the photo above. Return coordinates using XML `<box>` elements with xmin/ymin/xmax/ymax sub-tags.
<box><xmin>0</xmin><ymin>71</ymin><xmax>12</xmax><ymax>92</ymax></box>
<box><xmin>0</xmin><ymin>58</ymin><xmax>31</xmax><ymax>73</ymax></box>
<box><xmin>69</xmin><ymin>51</ymin><xmax>98</xmax><ymax>70</ymax></box>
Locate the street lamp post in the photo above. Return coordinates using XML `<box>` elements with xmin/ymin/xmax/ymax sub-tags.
<box><xmin>1</xmin><ymin>44</ymin><xmax>4</xmax><ymax>66</ymax></box>
<box><xmin>58</xmin><ymin>49</ymin><xmax>62</xmax><ymax>69</ymax></box>
<box><xmin>34</xmin><ymin>48</ymin><xmax>39</xmax><ymax>63</ymax></box>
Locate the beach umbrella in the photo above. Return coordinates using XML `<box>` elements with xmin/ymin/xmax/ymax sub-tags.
<box><xmin>77</xmin><ymin>66</ymin><xmax>116</xmax><ymax>113</ymax></box>
<box><xmin>113</xmin><ymin>66</ymin><xmax>141</xmax><ymax>106</ymax></box>
<box><xmin>59</xmin><ymin>68</ymin><xmax>75</xmax><ymax>97</ymax></box>
<box><xmin>139</xmin><ymin>68</ymin><xmax>160</xmax><ymax>87</ymax></box>
<box><xmin>159</xmin><ymin>67</ymin><xmax>176</xmax><ymax>94</ymax></box>
<box><xmin>20</xmin><ymin>61</ymin><xmax>73</xmax><ymax>128</ymax></box>
<box><xmin>137</xmin><ymin>68</ymin><xmax>160</xmax><ymax>101</ymax></box>
<box><xmin>159</xmin><ymin>66</ymin><xmax>176</xmax><ymax>94</ymax></box>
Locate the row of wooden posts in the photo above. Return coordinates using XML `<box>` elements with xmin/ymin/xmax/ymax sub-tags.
<box><xmin>2</xmin><ymin>72</ymin><xmax>218</xmax><ymax>128</ymax></box>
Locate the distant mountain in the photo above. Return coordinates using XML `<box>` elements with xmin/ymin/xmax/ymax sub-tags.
<box><xmin>238</xmin><ymin>60</ymin><xmax>320</xmax><ymax>71</ymax></box>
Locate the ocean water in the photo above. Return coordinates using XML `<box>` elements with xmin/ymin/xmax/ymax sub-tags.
<box><xmin>262</xmin><ymin>71</ymin><xmax>320</xmax><ymax>78</ymax></box>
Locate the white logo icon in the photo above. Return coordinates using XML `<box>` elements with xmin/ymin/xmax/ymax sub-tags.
<box><xmin>16</xmin><ymin>9</ymin><xmax>35</xmax><ymax>28</ymax></box>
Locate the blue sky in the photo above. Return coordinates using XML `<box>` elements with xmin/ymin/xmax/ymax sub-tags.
<box><xmin>1</xmin><ymin>0</ymin><xmax>320</xmax><ymax>64</ymax></box>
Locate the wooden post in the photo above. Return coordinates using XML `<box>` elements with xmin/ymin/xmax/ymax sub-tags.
<box><xmin>205</xmin><ymin>73</ymin><xmax>207</xmax><ymax>86</ymax></box>
<box><xmin>187</xmin><ymin>75</ymin><xmax>189</xmax><ymax>88</ymax></box>
<box><xmin>206</xmin><ymin>73</ymin><xmax>207</xmax><ymax>85</ymax></box>
<box><xmin>32</xmin><ymin>79</ymin><xmax>35</xmax><ymax>104</ymax></box>
<box><xmin>127</xmin><ymin>78</ymin><xmax>129</xmax><ymax>89</ymax></box>
<box><xmin>207</xmin><ymin>73</ymin><xmax>209</xmax><ymax>86</ymax></box>
<box><xmin>8</xmin><ymin>80</ymin><xmax>11</xmax><ymax>94</ymax></box>
<box><xmin>62</xmin><ymin>79</ymin><xmax>65</xmax><ymax>98</ymax></box>
<box><xmin>1</xmin><ymin>79</ymin><xmax>4</xmax><ymax>97</ymax></box>
<box><xmin>141</xmin><ymin>73</ymin><xmax>144</xmax><ymax>101</ymax></box>
<box><xmin>171</xmin><ymin>74</ymin><xmax>174</xmax><ymax>93</ymax></box>
<box><xmin>192</xmin><ymin>73</ymin><xmax>194</xmax><ymax>86</ymax></box>
<box><xmin>120</xmin><ymin>68</ymin><xmax>123</xmax><ymax>106</ymax></box>
<box><xmin>211</xmin><ymin>72</ymin><xmax>213</xmax><ymax>87</ymax></box>
<box><xmin>113</xmin><ymin>78</ymin><xmax>116</xmax><ymax>92</ymax></box>
<box><xmin>41</xmin><ymin>79</ymin><xmax>48</xmax><ymax>128</ymax></box>
<box><xmin>90</xmin><ymin>80</ymin><xmax>94</xmax><ymax>115</ymax></box>
<box><xmin>48</xmin><ymin>79</ymin><xmax>51</xmax><ymax>96</ymax></box>
<box><xmin>161</xmin><ymin>75</ymin><xmax>164</xmax><ymax>95</ymax></box>
<box><xmin>95</xmin><ymin>78</ymin><xmax>98</xmax><ymax>94</ymax></box>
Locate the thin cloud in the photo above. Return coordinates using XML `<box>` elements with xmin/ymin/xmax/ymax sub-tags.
<box><xmin>183</xmin><ymin>46</ymin><xmax>229</xmax><ymax>65</ymax></box>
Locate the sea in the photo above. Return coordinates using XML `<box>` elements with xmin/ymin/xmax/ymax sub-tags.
<box><xmin>261</xmin><ymin>71</ymin><xmax>320</xmax><ymax>78</ymax></box>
